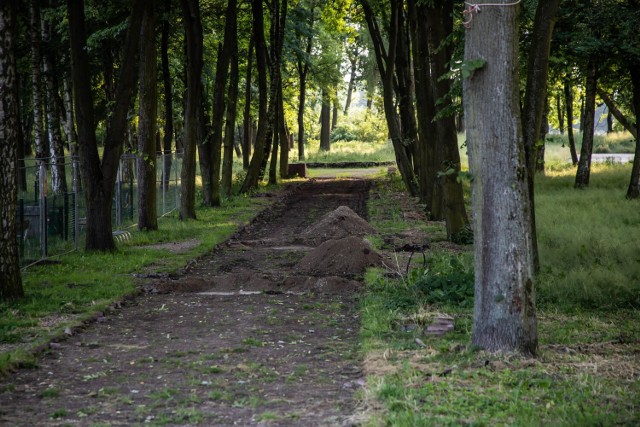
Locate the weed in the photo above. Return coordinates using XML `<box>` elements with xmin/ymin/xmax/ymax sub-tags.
<box><xmin>51</xmin><ymin>408</ymin><xmax>67</xmax><ymax>419</ymax></box>
<box><xmin>39</xmin><ymin>387</ymin><xmax>60</xmax><ymax>398</ymax></box>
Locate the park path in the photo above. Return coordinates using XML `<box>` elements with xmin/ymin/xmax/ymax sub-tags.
<box><xmin>0</xmin><ymin>178</ymin><xmax>372</xmax><ymax>426</ymax></box>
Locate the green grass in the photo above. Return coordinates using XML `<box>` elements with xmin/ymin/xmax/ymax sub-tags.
<box><xmin>359</xmin><ymin>174</ymin><xmax>640</xmax><ymax>426</ymax></box>
<box><xmin>0</xmin><ymin>191</ymin><xmax>276</xmax><ymax>373</ymax></box>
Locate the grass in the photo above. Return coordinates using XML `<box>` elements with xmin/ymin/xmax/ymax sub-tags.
<box><xmin>0</xmin><ymin>189</ymin><xmax>277</xmax><ymax>374</ymax></box>
<box><xmin>359</xmin><ymin>172</ymin><xmax>640</xmax><ymax>426</ymax></box>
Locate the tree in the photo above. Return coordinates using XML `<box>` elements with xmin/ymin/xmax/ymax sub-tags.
<box><xmin>160</xmin><ymin>0</ymin><xmax>174</xmax><ymax>191</ymax></box>
<box><xmin>463</xmin><ymin>1</ymin><xmax>537</xmax><ymax>355</ymax></box>
<box><xmin>179</xmin><ymin>0</ymin><xmax>203</xmax><ymax>219</ymax></box>
<box><xmin>0</xmin><ymin>0</ymin><xmax>24</xmax><ymax>300</ymax></box>
<box><xmin>30</xmin><ymin>0</ymin><xmax>47</xmax><ymax>169</ymax></box>
<box><xmin>67</xmin><ymin>0</ymin><xmax>144</xmax><ymax>251</ymax></box>
<box><xmin>137</xmin><ymin>0</ymin><xmax>158</xmax><ymax>230</ymax></box>
<box><xmin>221</xmin><ymin>10</ymin><xmax>239</xmax><ymax>197</ymax></box>
<box><xmin>574</xmin><ymin>59</ymin><xmax>597</xmax><ymax>188</ymax></box>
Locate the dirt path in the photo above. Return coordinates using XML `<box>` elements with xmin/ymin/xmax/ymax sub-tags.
<box><xmin>0</xmin><ymin>178</ymin><xmax>373</xmax><ymax>426</ymax></box>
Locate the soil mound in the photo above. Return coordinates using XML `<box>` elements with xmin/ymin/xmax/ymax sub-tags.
<box><xmin>300</xmin><ymin>205</ymin><xmax>376</xmax><ymax>246</ymax></box>
<box><xmin>295</xmin><ymin>236</ymin><xmax>383</xmax><ymax>277</ymax></box>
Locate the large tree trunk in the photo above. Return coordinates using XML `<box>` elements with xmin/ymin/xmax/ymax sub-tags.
<box><xmin>179</xmin><ymin>0</ymin><xmax>203</xmax><ymax>219</ymax></box>
<box><xmin>137</xmin><ymin>0</ymin><xmax>158</xmax><ymax>230</ymax></box>
<box><xmin>242</xmin><ymin>36</ymin><xmax>254</xmax><ymax>169</ymax></box>
<box><xmin>564</xmin><ymin>80</ymin><xmax>578</xmax><ymax>165</ymax></box>
<box><xmin>41</xmin><ymin>5</ymin><xmax>67</xmax><ymax>194</ymax></box>
<box><xmin>521</xmin><ymin>0</ymin><xmax>560</xmax><ymax>272</ymax></box>
<box><xmin>0</xmin><ymin>0</ymin><xmax>24</xmax><ymax>300</ymax></box>
<box><xmin>161</xmin><ymin>0</ymin><xmax>173</xmax><ymax>190</ymax></box>
<box><xmin>575</xmin><ymin>59</ymin><xmax>598</xmax><ymax>188</ymax></box>
<box><xmin>625</xmin><ymin>64</ymin><xmax>640</xmax><ymax>199</ymax></box>
<box><xmin>222</xmin><ymin>21</ymin><xmax>239</xmax><ymax>197</ymax></box>
<box><xmin>426</xmin><ymin>0</ymin><xmax>469</xmax><ymax>241</ymax></box>
<box><xmin>67</xmin><ymin>0</ymin><xmax>144</xmax><ymax>250</ymax></box>
<box><xmin>319</xmin><ymin>89</ymin><xmax>331</xmax><ymax>151</ymax></box>
<box><xmin>463</xmin><ymin>1</ymin><xmax>537</xmax><ymax>355</ymax></box>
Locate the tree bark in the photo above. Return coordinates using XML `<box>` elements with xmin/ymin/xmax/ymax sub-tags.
<box><xmin>179</xmin><ymin>0</ymin><xmax>203</xmax><ymax>219</ymax></box>
<box><xmin>319</xmin><ymin>89</ymin><xmax>331</xmax><ymax>151</ymax></box>
<box><xmin>521</xmin><ymin>0</ymin><xmax>559</xmax><ymax>273</ymax></box>
<box><xmin>426</xmin><ymin>0</ymin><xmax>469</xmax><ymax>241</ymax></box>
<box><xmin>278</xmin><ymin>85</ymin><xmax>289</xmax><ymax>179</ymax></box>
<box><xmin>243</xmin><ymin>36</ymin><xmax>254</xmax><ymax>169</ymax></box>
<box><xmin>564</xmin><ymin>80</ymin><xmax>578</xmax><ymax>164</ymax></box>
<box><xmin>137</xmin><ymin>0</ymin><xmax>158</xmax><ymax>230</ymax></box>
<box><xmin>575</xmin><ymin>59</ymin><xmax>598</xmax><ymax>188</ymax></box>
<box><xmin>222</xmin><ymin>23</ymin><xmax>239</xmax><ymax>197</ymax></box>
<box><xmin>62</xmin><ymin>74</ymin><xmax>80</xmax><ymax>191</ymax></box>
<box><xmin>41</xmin><ymin>4</ymin><xmax>67</xmax><ymax>194</ymax></box>
<box><xmin>344</xmin><ymin>55</ymin><xmax>357</xmax><ymax>115</ymax></box>
<box><xmin>625</xmin><ymin>64</ymin><xmax>640</xmax><ymax>199</ymax></box>
<box><xmin>0</xmin><ymin>0</ymin><xmax>24</xmax><ymax>300</ymax></box>
<box><xmin>30</xmin><ymin>0</ymin><xmax>47</xmax><ymax>167</ymax></box>
<box><xmin>556</xmin><ymin>93</ymin><xmax>564</xmax><ymax>134</ymax></box>
<box><xmin>331</xmin><ymin>102</ymin><xmax>338</xmax><ymax>130</ymax></box>
<box><xmin>161</xmin><ymin>0</ymin><xmax>173</xmax><ymax>190</ymax></box>
<box><xmin>463</xmin><ymin>1</ymin><xmax>537</xmax><ymax>355</ymax></box>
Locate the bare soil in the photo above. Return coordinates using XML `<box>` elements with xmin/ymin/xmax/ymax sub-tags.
<box><xmin>0</xmin><ymin>178</ymin><xmax>376</xmax><ymax>426</ymax></box>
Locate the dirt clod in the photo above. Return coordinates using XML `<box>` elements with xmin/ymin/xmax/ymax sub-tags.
<box><xmin>295</xmin><ymin>236</ymin><xmax>383</xmax><ymax>277</ymax></box>
<box><xmin>300</xmin><ymin>205</ymin><xmax>376</xmax><ymax>246</ymax></box>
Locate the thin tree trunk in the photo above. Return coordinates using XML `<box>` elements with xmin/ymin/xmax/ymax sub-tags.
<box><xmin>278</xmin><ymin>82</ymin><xmax>289</xmax><ymax>179</ymax></box>
<box><xmin>243</xmin><ymin>36</ymin><xmax>254</xmax><ymax>169</ymax></box>
<box><xmin>0</xmin><ymin>0</ymin><xmax>24</xmax><ymax>299</ymax></box>
<box><xmin>344</xmin><ymin>57</ymin><xmax>357</xmax><ymax>115</ymax></box>
<box><xmin>41</xmin><ymin>3</ymin><xmax>67</xmax><ymax>194</ymax></box>
<box><xmin>16</xmin><ymin>71</ymin><xmax>27</xmax><ymax>192</ymax></box>
<box><xmin>575</xmin><ymin>59</ymin><xmax>598</xmax><ymax>188</ymax></box>
<box><xmin>625</xmin><ymin>64</ymin><xmax>640</xmax><ymax>199</ymax></box>
<box><xmin>137</xmin><ymin>0</ymin><xmax>158</xmax><ymax>230</ymax></box>
<box><xmin>331</xmin><ymin>102</ymin><xmax>338</xmax><ymax>130</ymax></box>
<box><xmin>30</xmin><ymin>0</ymin><xmax>47</xmax><ymax>167</ymax></box>
<box><xmin>556</xmin><ymin>93</ymin><xmax>564</xmax><ymax>134</ymax></box>
<box><xmin>565</xmin><ymin>80</ymin><xmax>578</xmax><ymax>164</ymax></box>
<box><xmin>179</xmin><ymin>0</ymin><xmax>203</xmax><ymax>219</ymax></box>
<box><xmin>597</xmin><ymin>87</ymin><xmax>637</xmax><ymax>139</ymax></box>
<box><xmin>161</xmin><ymin>0</ymin><xmax>173</xmax><ymax>190</ymax></box>
<box><xmin>463</xmin><ymin>0</ymin><xmax>537</xmax><ymax>356</ymax></box>
<box><xmin>296</xmin><ymin>28</ymin><xmax>313</xmax><ymax>161</ymax></box>
<box><xmin>62</xmin><ymin>75</ymin><xmax>80</xmax><ymax>191</ymax></box>
<box><xmin>319</xmin><ymin>89</ymin><xmax>331</xmax><ymax>151</ymax></box>
<box><xmin>222</xmin><ymin>25</ymin><xmax>239</xmax><ymax>197</ymax></box>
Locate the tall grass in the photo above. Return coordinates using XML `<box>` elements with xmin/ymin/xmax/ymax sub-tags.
<box><xmin>535</xmin><ymin>163</ymin><xmax>640</xmax><ymax>309</ymax></box>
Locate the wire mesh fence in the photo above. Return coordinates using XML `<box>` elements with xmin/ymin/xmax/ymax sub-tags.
<box><xmin>16</xmin><ymin>152</ymin><xmax>183</xmax><ymax>267</ymax></box>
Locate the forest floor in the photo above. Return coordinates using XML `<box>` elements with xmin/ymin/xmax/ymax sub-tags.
<box><xmin>0</xmin><ymin>177</ymin><xmax>384</xmax><ymax>426</ymax></box>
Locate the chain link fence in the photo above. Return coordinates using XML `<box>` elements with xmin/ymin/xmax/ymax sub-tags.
<box><xmin>16</xmin><ymin>152</ymin><xmax>182</xmax><ymax>267</ymax></box>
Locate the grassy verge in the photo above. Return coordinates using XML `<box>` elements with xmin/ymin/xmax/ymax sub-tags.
<box><xmin>359</xmin><ymin>173</ymin><xmax>640</xmax><ymax>426</ymax></box>
<box><xmin>0</xmin><ymin>190</ymin><xmax>278</xmax><ymax>374</ymax></box>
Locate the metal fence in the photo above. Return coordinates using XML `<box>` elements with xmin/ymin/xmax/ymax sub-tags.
<box><xmin>16</xmin><ymin>152</ymin><xmax>182</xmax><ymax>267</ymax></box>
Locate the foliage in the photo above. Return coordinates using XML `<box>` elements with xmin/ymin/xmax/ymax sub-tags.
<box><xmin>330</xmin><ymin>109</ymin><xmax>387</xmax><ymax>143</ymax></box>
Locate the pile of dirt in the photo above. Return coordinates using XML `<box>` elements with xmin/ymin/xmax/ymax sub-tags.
<box><xmin>300</xmin><ymin>205</ymin><xmax>376</xmax><ymax>245</ymax></box>
<box><xmin>295</xmin><ymin>236</ymin><xmax>383</xmax><ymax>277</ymax></box>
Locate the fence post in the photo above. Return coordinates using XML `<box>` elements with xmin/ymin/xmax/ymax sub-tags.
<box><xmin>39</xmin><ymin>162</ymin><xmax>47</xmax><ymax>259</ymax></box>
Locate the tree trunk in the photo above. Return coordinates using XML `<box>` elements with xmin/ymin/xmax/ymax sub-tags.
<box><xmin>41</xmin><ymin>5</ymin><xmax>67</xmax><ymax>194</ymax></box>
<box><xmin>240</xmin><ymin>0</ymin><xmax>269</xmax><ymax>193</ymax></box>
<box><xmin>278</xmin><ymin>82</ymin><xmax>289</xmax><ymax>179</ymax></box>
<box><xmin>426</xmin><ymin>0</ymin><xmax>469</xmax><ymax>241</ymax></box>
<box><xmin>463</xmin><ymin>1</ymin><xmax>537</xmax><ymax>355</ymax></box>
<box><xmin>222</xmin><ymin>23</ymin><xmax>239</xmax><ymax>198</ymax></box>
<box><xmin>295</xmin><ymin>15</ymin><xmax>313</xmax><ymax>161</ymax></box>
<box><xmin>536</xmin><ymin>100</ymin><xmax>549</xmax><ymax>173</ymax></box>
<box><xmin>331</xmin><ymin>102</ymin><xmax>338</xmax><ymax>130</ymax></box>
<box><xmin>625</xmin><ymin>64</ymin><xmax>640</xmax><ymax>199</ymax></box>
<box><xmin>179</xmin><ymin>0</ymin><xmax>203</xmax><ymax>219</ymax></box>
<box><xmin>30</xmin><ymin>0</ymin><xmax>47</xmax><ymax>167</ymax></box>
<box><xmin>575</xmin><ymin>59</ymin><xmax>598</xmax><ymax>188</ymax></box>
<box><xmin>565</xmin><ymin>80</ymin><xmax>578</xmax><ymax>164</ymax></box>
<box><xmin>521</xmin><ymin>0</ymin><xmax>559</xmax><ymax>273</ymax></box>
<box><xmin>268</xmin><ymin>104</ymin><xmax>279</xmax><ymax>184</ymax></box>
<box><xmin>243</xmin><ymin>36</ymin><xmax>254</xmax><ymax>169</ymax></box>
<box><xmin>556</xmin><ymin>93</ymin><xmax>564</xmax><ymax>134</ymax></box>
<box><xmin>67</xmin><ymin>0</ymin><xmax>145</xmax><ymax>250</ymax></box>
<box><xmin>0</xmin><ymin>0</ymin><xmax>24</xmax><ymax>300</ymax></box>
<box><xmin>62</xmin><ymin>74</ymin><xmax>80</xmax><ymax>191</ymax></box>
<box><xmin>161</xmin><ymin>0</ymin><xmax>173</xmax><ymax>190</ymax></box>
<box><xmin>16</xmin><ymin>71</ymin><xmax>27</xmax><ymax>192</ymax></box>
<box><xmin>137</xmin><ymin>0</ymin><xmax>158</xmax><ymax>230</ymax></box>
<box><xmin>319</xmin><ymin>89</ymin><xmax>331</xmax><ymax>151</ymax></box>
<box><xmin>361</xmin><ymin>0</ymin><xmax>418</xmax><ymax>197</ymax></box>
<box><xmin>344</xmin><ymin>56</ymin><xmax>357</xmax><ymax>115</ymax></box>
<box><xmin>407</xmin><ymin>0</ymin><xmax>436</xmax><ymax>210</ymax></box>
<box><xmin>597</xmin><ymin>87</ymin><xmax>637</xmax><ymax>139</ymax></box>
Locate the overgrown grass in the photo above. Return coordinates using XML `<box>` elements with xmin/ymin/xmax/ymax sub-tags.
<box><xmin>359</xmin><ymin>174</ymin><xmax>640</xmax><ymax>426</ymax></box>
<box><xmin>0</xmin><ymin>191</ymin><xmax>276</xmax><ymax>373</ymax></box>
